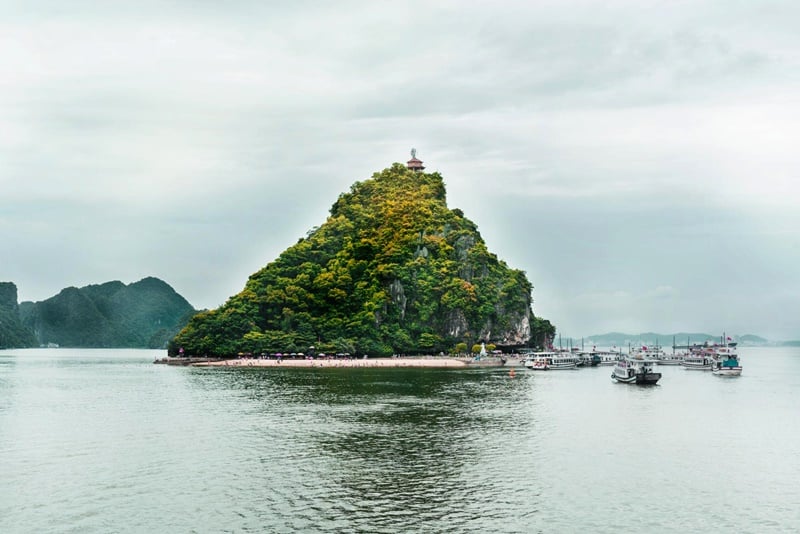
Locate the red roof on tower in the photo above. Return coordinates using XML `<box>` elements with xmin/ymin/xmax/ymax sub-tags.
<box><xmin>406</xmin><ymin>148</ymin><xmax>425</xmax><ymax>171</ymax></box>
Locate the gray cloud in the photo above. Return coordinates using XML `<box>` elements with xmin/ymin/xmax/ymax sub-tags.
<box><xmin>2</xmin><ymin>1</ymin><xmax>799</xmax><ymax>340</ymax></box>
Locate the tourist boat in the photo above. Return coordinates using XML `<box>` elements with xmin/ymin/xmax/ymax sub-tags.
<box><xmin>569</xmin><ymin>347</ymin><xmax>585</xmax><ymax>366</ymax></box>
<box><xmin>611</xmin><ymin>356</ymin><xmax>662</xmax><ymax>384</ymax></box>
<box><xmin>711</xmin><ymin>344</ymin><xmax>738</xmax><ymax>359</ymax></box>
<box><xmin>687</xmin><ymin>339</ymin><xmax>738</xmax><ymax>351</ymax></box>
<box><xmin>712</xmin><ymin>353</ymin><xmax>743</xmax><ymax>376</ymax></box>
<box><xmin>596</xmin><ymin>350</ymin><xmax>621</xmax><ymax>366</ymax></box>
<box><xmin>681</xmin><ymin>352</ymin><xmax>716</xmax><ymax>370</ymax></box>
<box><xmin>547</xmin><ymin>353</ymin><xmax>579</xmax><ymax>369</ymax></box>
<box><xmin>523</xmin><ymin>354</ymin><xmax>551</xmax><ymax>370</ymax></box>
<box><xmin>630</xmin><ymin>345</ymin><xmax>667</xmax><ymax>360</ymax></box>
<box><xmin>710</xmin><ymin>343</ymin><xmax>742</xmax><ymax>376</ymax></box>
<box><xmin>576</xmin><ymin>350</ymin><xmax>602</xmax><ymax>367</ymax></box>
<box><xmin>522</xmin><ymin>352</ymin><xmax>579</xmax><ymax>370</ymax></box>
<box><xmin>656</xmin><ymin>352</ymin><xmax>685</xmax><ymax>366</ymax></box>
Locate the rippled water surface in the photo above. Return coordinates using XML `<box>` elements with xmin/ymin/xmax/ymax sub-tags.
<box><xmin>2</xmin><ymin>347</ymin><xmax>799</xmax><ymax>533</ymax></box>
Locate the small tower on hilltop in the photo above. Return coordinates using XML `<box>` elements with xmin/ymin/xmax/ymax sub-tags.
<box><xmin>406</xmin><ymin>148</ymin><xmax>425</xmax><ymax>172</ymax></box>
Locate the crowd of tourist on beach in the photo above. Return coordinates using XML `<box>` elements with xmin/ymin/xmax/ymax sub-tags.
<box><xmin>212</xmin><ymin>352</ymin><xmax>485</xmax><ymax>368</ymax></box>
<box><xmin>159</xmin><ymin>347</ymin><xmax>531</xmax><ymax>368</ymax></box>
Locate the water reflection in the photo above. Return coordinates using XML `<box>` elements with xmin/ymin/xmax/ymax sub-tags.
<box><xmin>186</xmin><ymin>367</ymin><xmax>535</xmax><ymax>531</ymax></box>
<box><xmin>0</xmin><ymin>352</ymin><xmax>17</xmax><ymax>414</ymax></box>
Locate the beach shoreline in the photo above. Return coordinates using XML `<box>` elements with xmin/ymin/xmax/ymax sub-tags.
<box><xmin>189</xmin><ymin>356</ymin><xmax>505</xmax><ymax>369</ymax></box>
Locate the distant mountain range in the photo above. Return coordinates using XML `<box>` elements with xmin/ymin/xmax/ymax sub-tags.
<box><xmin>0</xmin><ymin>277</ymin><xmax>197</xmax><ymax>349</ymax></box>
<box><xmin>577</xmin><ymin>332</ymin><xmax>773</xmax><ymax>348</ymax></box>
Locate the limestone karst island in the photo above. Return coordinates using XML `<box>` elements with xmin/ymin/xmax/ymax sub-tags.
<box><xmin>167</xmin><ymin>152</ymin><xmax>554</xmax><ymax>368</ymax></box>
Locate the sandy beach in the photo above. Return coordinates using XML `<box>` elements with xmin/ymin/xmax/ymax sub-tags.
<box><xmin>192</xmin><ymin>357</ymin><xmax>480</xmax><ymax>369</ymax></box>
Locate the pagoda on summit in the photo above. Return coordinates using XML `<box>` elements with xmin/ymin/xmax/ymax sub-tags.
<box><xmin>406</xmin><ymin>148</ymin><xmax>425</xmax><ymax>172</ymax></box>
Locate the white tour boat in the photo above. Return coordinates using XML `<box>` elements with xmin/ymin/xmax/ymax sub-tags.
<box><xmin>710</xmin><ymin>343</ymin><xmax>742</xmax><ymax>376</ymax></box>
<box><xmin>576</xmin><ymin>350</ymin><xmax>603</xmax><ymax>367</ymax></box>
<box><xmin>631</xmin><ymin>345</ymin><xmax>667</xmax><ymax>361</ymax></box>
<box><xmin>522</xmin><ymin>353</ymin><xmax>552</xmax><ymax>370</ymax></box>
<box><xmin>522</xmin><ymin>352</ymin><xmax>579</xmax><ymax>370</ymax></box>
<box><xmin>657</xmin><ymin>352</ymin><xmax>685</xmax><ymax>366</ymax></box>
<box><xmin>611</xmin><ymin>356</ymin><xmax>662</xmax><ymax>384</ymax></box>
<box><xmin>681</xmin><ymin>350</ymin><xmax>716</xmax><ymax>370</ymax></box>
<box><xmin>598</xmin><ymin>349</ymin><xmax>624</xmax><ymax>366</ymax></box>
<box><xmin>712</xmin><ymin>354</ymin><xmax>743</xmax><ymax>376</ymax></box>
<box><xmin>547</xmin><ymin>353</ymin><xmax>580</xmax><ymax>369</ymax></box>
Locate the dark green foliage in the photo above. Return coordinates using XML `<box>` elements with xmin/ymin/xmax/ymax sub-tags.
<box><xmin>0</xmin><ymin>282</ymin><xmax>36</xmax><ymax>349</ymax></box>
<box><xmin>19</xmin><ymin>277</ymin><xmax>197</xmax><ymax>348</ymax></box>
<box><xmin>171</xmin><ymin>164</ymin><xmax>552</xmax><ymax>357</ymax></box>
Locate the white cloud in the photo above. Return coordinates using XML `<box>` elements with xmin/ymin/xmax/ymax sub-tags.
<box><xmin>1</xmin><ymin>1</ymin><xmax>799</xmax><ymax>339</ymax></box>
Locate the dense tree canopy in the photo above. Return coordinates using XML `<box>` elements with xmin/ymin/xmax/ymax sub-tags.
<box><xmin>19</xmin><ymin>277</ymin><xmax>196</xmax><ymax>348</ymax></box>
<box><xmin>0</xmin><ymin>282</ymin><xmax>36</xmax><ymax>349</ymax></box>
<box><xmin>170</xmin><ymin>164</ymin><xmax>554</xmax><ymax>357</ymax></box>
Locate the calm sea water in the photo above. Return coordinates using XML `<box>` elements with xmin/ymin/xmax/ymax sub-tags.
<box><xmin>1</xmin><ymin>347</ymin><xmax>799</xmax><ymax>533</ymax></box>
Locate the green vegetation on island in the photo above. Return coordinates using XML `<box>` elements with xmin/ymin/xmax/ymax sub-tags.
<box><xmin>0</xmin><ymin>282</ymin><xmax>37</xmax><ymax>349</ymax></box>
<box><xmin>170</xmin><ymin>163</ymin><xmax>554</xmax><ymax>357</ymax></box>
<box><xmin>19</xmin><ymin>277</ymin><xmax>197</xmax><ymax>348</ymax></box>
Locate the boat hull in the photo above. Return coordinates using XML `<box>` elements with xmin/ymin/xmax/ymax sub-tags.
<box><xmin>681</xmin><ymin>361</ymin><xmax>714</xmax><ymax>370</ymax></box>
<box><xmin>523</xmin><ymin>363</ymin><xmax>577</xmax><ymax>370</ymax></box>
<box><xmin>524</xmin><ymin>363</ymin><xmax>549</xmax><ymax>371</ymax></box>
<box><xmin>611</xmin><ymin>372</ymin><xmax>636</xmax><ymax>383</ymax></box>
<box><xmin>611</xmin><ymin>371</ymin><xmax>661</xmax><ymax>384</ymax></box>
<box><xmin>636</xmin><ymin>372</ymin><xmax>662</xmax><ymax>384</ymax></box>
<box><xmin>712</xmin><ymin>367</ymin><xmax>742</xmax><ymax>376</ymax></box>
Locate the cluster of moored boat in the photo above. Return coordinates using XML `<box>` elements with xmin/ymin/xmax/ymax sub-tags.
<box><xmin>520</xmin><ymin>339</ymin><xmax>743</xmax><ymax>385</ymax></box>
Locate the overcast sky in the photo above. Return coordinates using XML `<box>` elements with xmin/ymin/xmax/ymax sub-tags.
<box><xmin>2</xmin><ymin>1</ymin><xmax>799</xmax><ymax>340</ymax></box>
